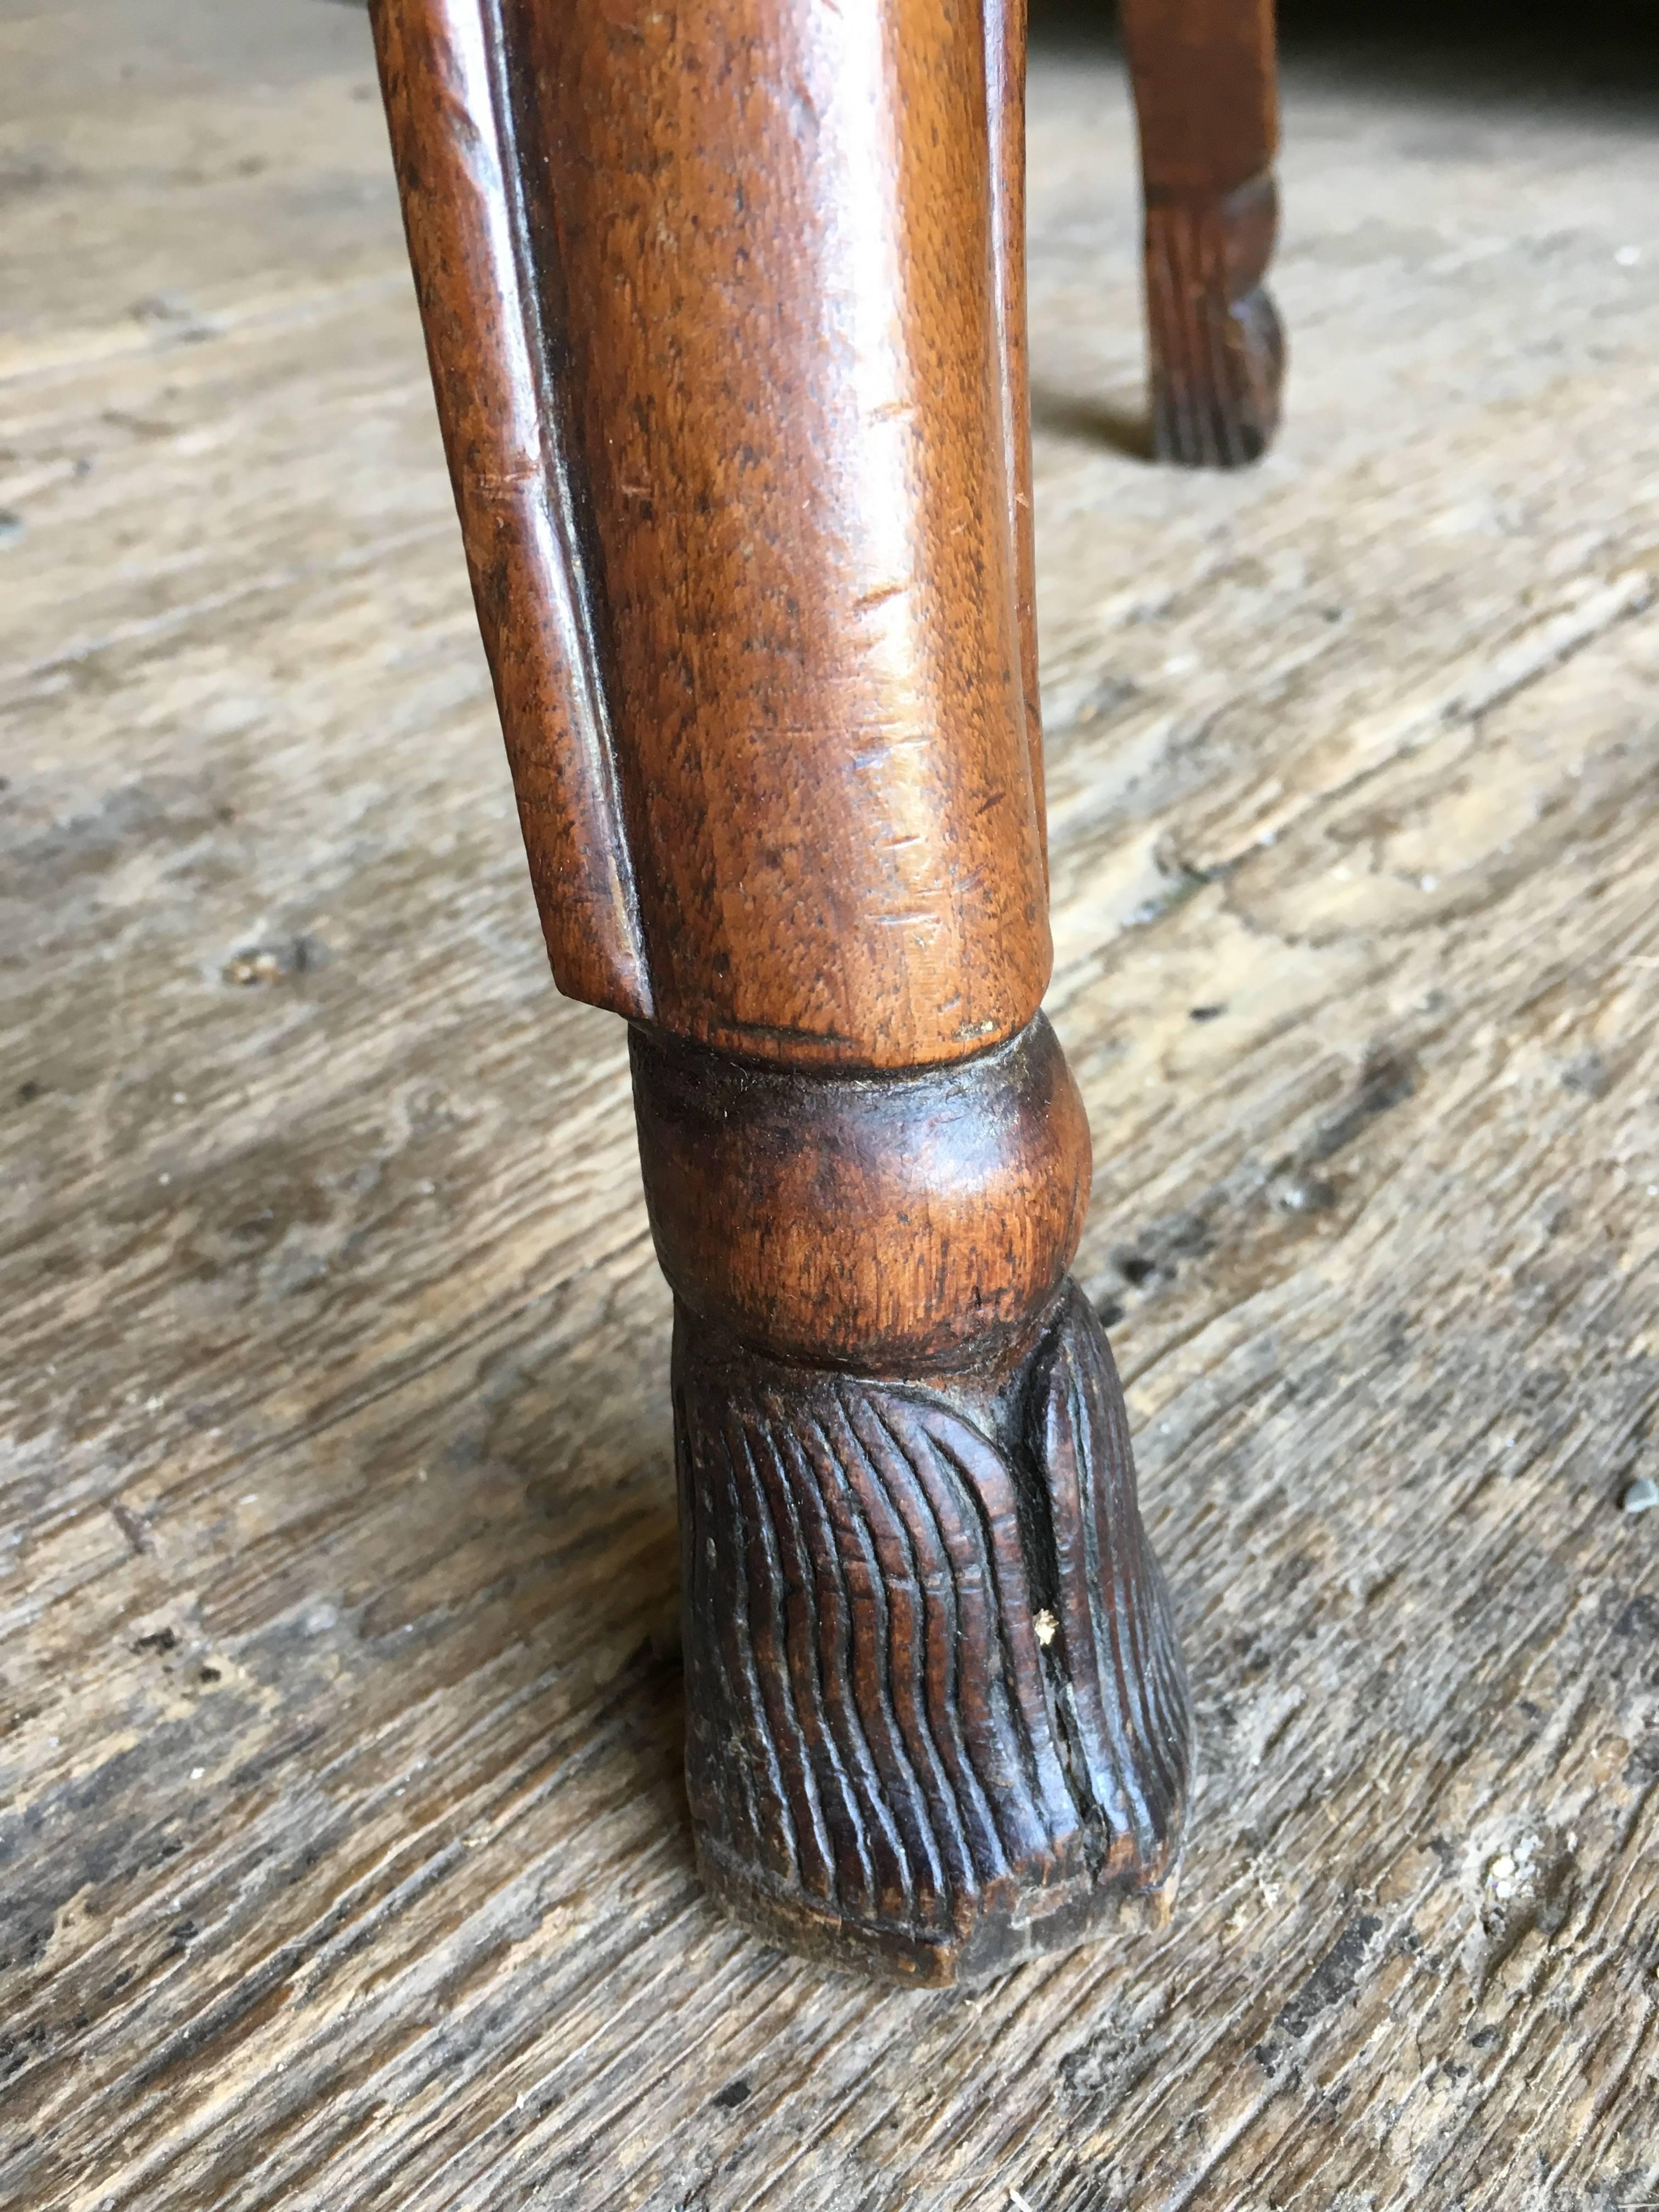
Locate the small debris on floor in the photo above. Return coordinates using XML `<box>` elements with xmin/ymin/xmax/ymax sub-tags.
<box><xmin>1268</xmin><ymin>1171</ymin><xmax>1338</xmax><ymax>1215</ymax></box>
<box><xmin>222</xmin><ymin>935</ymin><xmax>328</xmax><ymax>986</ymax></box>
<box><xmin>1622</xmin><ymin>1476</ymin><xmax>1658</xmax><ymax>1516</ymax></box>
<box><xmin>224</xmin><ymin>949</ymin><xmax>285</xmax><ymax>986</ymax></box>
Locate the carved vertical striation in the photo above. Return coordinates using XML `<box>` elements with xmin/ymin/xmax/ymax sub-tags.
<box><xmin>1120</xmin><ymin>0</ymin><xmax>1285</xmax><ymax>469</ymax></box>
<box><xmin>678</xmin><ymin>1286</ymin><xmax>1190</xmax><ymax>1986</ymax></box>
<box><xmin>1145</xmin><ymin>173</ymin><xmax>1285</xmax><ymax>469</ymax></box>
<box><xmin>1031</xmin><ymin>1284</ymin><xmax>1190</xmax><ymax>1879</ymax></box>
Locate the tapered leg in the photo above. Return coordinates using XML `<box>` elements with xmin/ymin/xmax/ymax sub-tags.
<box><xmin>371</xmin><ymin>0</ymin><xmax>1191</xmax><ymax>1984</ymax></box>
<box><xmin>1120</xmin><ymin>0</ymin><xmax>1285</xmax><ymax>467</ymax></box>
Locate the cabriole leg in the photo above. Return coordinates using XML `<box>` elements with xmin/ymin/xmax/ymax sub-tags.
<box><xmin>371</xmin><ymin>0</ymin><xmax>1192</xmax><ymax>1984</ymax></box>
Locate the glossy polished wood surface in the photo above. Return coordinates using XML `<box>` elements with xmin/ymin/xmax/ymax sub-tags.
<box><xmin>373</xmin><ymin>0</ymin><xmax>650</xmax><ymax>1018</ymax></box>
<box><xmin>377</xmin><ymin>0</ymin><xmax>1051</xmax><ymax>1071</ymax></box>
<box><xmin>631</xmin><ymin>1013</ymin><xmax>1091</xmax><ymax>1373</ymax></box>
<box><xmin>988</xmin><ymin>0</ymin><xmax>1047</xmax><ymax>854</ymax></box>
<box><xmin>370</xmin><ymin>0</ymin><xmax>1191</xmax><ymax>1983</ymax></box>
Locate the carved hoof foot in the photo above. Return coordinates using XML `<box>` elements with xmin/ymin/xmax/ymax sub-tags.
<box><xmin>675</xmin><ymin>1284</ymin><xmax>1192</xmax><ymax>1987</ymax></box>
<box><xmin>1146</xmin><ymin>170</ymin><xmax>1284</xmax><ymax>469</ymax></box>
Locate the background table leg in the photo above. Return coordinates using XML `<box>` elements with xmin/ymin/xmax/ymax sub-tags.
<box><xmin>1120</xmin><ymin>0</ymin><xmax>1286</xmax><ymax>466</ymax></box>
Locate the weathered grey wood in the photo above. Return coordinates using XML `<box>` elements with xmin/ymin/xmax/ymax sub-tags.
<box><xmin>3</xmin><ymin>4</ymin><xmax>1657</xmax><ymax>2207</ymax></box>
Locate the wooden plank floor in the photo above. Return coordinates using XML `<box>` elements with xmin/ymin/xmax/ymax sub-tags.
<box><xmin>4</xmin><ymin>4</ymin><xmax>1657</xmax><ymax>2206</ymax></box>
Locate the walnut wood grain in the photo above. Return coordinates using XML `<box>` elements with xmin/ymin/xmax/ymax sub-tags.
<box><xmin>10</xmin><ymin>4</ymin><xmax>1659</xmax><ymax>2197</ymax></box>
<box><xmin>369</xmin><ymin>0</ymin><xmax>1191</xmax><ymax>1979</ymax></box>
<box><xmin>988</xmin><ymin>0</ymin><xmax>1047</xmax><ymax>856</ymax></box>
<box><xmin>630</xmin><ymin>1013</ymin><xmax>1091</xmax><ymax>1374</ymax></box>
<box><xmin>371</xmin><ymin>0</ymin><xmax>649</xmax><ymax>1017</ymax></box>
<box><xmin>1120</xmin><ymin>0</ymin><xmax>1286</xmax><ymax>468</ymax></box>
<box><xmin>375</xmin><ymin>0</ymin><xmax>1051</xmax><ymax>1073</ymax></box>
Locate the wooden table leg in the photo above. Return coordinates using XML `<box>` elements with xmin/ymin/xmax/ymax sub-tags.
<box><xmin>1120</xmin><ymin>0</ymin><xmax>1286</xmax><ymax>467</ymax></box>
<box><xmin>370</xmin><ymin>0</ymin><xmax>1191</xmax><ymax>1985</ymax></box>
